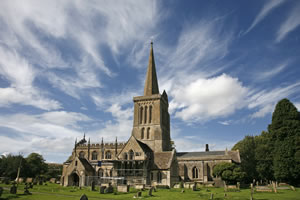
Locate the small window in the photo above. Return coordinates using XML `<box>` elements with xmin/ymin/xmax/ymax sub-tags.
<box><xmin>149</xmin><ymin>106</ymin><xmax>152</xmax><ymax>123</ymax></box>
<box><xmin>79</xmin><ymin>151</ymin><xmax>85</xmax><ymax>158</ymax></box>
<box><xmin>147</xmin><ymin>128</ymin><xmax>150</xmax><ymax>139</ymax></box>
<box><xmin>192</xmin><ymin>166</ymin><xmax>198</xmax><ymax>179</ymax></box>
<box><xmin>139</xmin><ymin>107</ymin><xmax>143</xmax><ymax>124</ymax></box>
<box><xmin>92</xmin><ymin>151</ymin><xmax>98</xmax><ymax>160</ymax></box>
<box><xmin>123</xmin><ymin>152</ymin><xmax>128</xmax><ymax>160</ymax></box>
<box><xmin>105</xmin><ymin>151</ymin><xmax>111</xmax><ymax>159</ymax></box>
<box><xmin>75</xmin><ymin>161</ymin><xmax>78</xmax><ymax>166</ymax></box>
<box><xmin>141</xmin><ymin>128</ymin><xmax>145</xmax><ymax>139</ymax></box>
<box><xmin>157</xmin><ymin>171</ymin><xmax>162</xmax><ymax>183</ymax></box>
<box><xmin>129</xmin><ymin>150</ymin><xmax>134</xmax><ymax>160</ymax></box>
<box><xmin>144</xmin><ymin>106</ymin><xmax>148</xmax><ymax>124</ymax></box>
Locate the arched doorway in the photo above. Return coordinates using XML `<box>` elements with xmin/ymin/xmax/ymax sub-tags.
<box><xmin>71</xmin><ymin>173</ymin><xmax>79</xmax><ymax>186</ymax></box>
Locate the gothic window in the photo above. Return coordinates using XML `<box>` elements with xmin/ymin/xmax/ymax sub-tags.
<box><xmin>92</xmin><ymin>151</ymin><xmax>98</xmax><ymax>160</ymax></box>
<box><xmin>139</xmin><ymin>107</ymin><xmax>143</xmax><ymax>124</ymax></box>
<box><xmin>141</xmin><ymin>128</ymin><xmax>145</xmax><ymax>139</ymax></box>
<box><xmin>75</xmin><ymin>161</ymin><xmax>78</xmax><ymax>166</ymax></box>
<box><xmin>144</xmin><ymin>106</ymin><xmax>148</xmax><ymax>124</ymax></box>
<box><xmin>147</xmin><ymin>128</ymin><xmax>150</xmax><ymax>139</ymax></box>
<box><xmin>157</xmin><ymin>171</ymin><xmax>162</xmax><ymax>183</ymax></box>
<box><xmin>129</xmin><ymin>149</ymin><xmax>134</xmax><ymax>160</ymax></box>
<box><xmin>98</xmin><ymin>168</ymin><xmax>103</xmax><ymax>177</ymax></box>
<box><xmin>79</xmin><ymin>151</ymin><xmax>85</xmax><ymax>158</ymax></box>
<box><xmin>149</xmin><ymin>105</ymin><xmax>152</xmax><ymax>123</ymax></box>
<box><xmin>123</xmin><ymin>152</ymin><xmax>128</xmax><ymax>160</ymax></box>
<box><xmin>105</xmin><ymin>151</ymin><xmax>111</xmax><ymax>159</ymax></box>
<box><xmin>192</xmin><ymin>166</ymin><xmax>198</xmax><ymax>179</ymax></box>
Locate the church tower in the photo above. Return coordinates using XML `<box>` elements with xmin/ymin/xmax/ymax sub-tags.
<box><xmin>132</xmin><ymin>42</ymin><xmax>171</xmax><ymax>152</ymax></box>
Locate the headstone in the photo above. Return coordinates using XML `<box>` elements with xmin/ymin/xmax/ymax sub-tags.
<box><xmin>117</xmin><ymin>185</ymin><xmax>130</xmax><ymax>193</ymax></box>
<box><xmin>272</xmin><ymin>182</ymin><xmax>277</xmax><ymax>193</ymax></box>
<box><xmin>0</xmin><ymin>187</ymin><xmax>3</xmax><ymax>197</ymax></box>
<box><xmin>24</xmin><ymin>183</ymin><xmax>31</xmax><ymax>195</ymax></box>
<box><xmin>210</xmin><ymin>193</ymin><xmax>214</xmax><ymax>200</ymax></box>
<box><xmin>91</xmin><ymin>181</ymin><xmax>95</xmax><ymax>191</ymax></box>
<box><xmin>250</xmin><ymin>183</ymin><xmax>254</xmax><ymax>194</ymax></box>
<box><xmin>181</xmin><ymin>189</ymin><xmax>185</xmax><ymax>193</ymax></box>
<box><xmin>10</xmin><ymin>183</ymin><xmax>17</xmax><ymax>194</ymax></box>
<box><xmin>29</xmin><ymin>183</ymin><xmax>33</xmax><ymax>189</ymax></box>
<box><xmin>26</xmin><ymin>178</ymin><xmax>33</xmax><ymax>183</ymax></box>
<box><xmin>105</xmin><ymin>183</ymin><xmax>114</xmax><ymax>193</ymax></box>
<box><xmin>224</xmin><ymin>193</ymin><xmax>227</xmax><ymax>198</ymax></box>
<box><xmin>80</xmin><ymin>194</ymin><xmax>88</xmax><ymax>200</ymax></box>
<box><xmin>148</xmin><ymin>187</ymin><xmax>153</xmax><ymax>196</ymax></box>
<box><xmin>39</xmin><ymin>180</ymin><xmax>43</xmax><ymax>185</ymax></box>
<box><xmin>291</xmin><ymin>186</ymin><xmax>295</xmax><ymax>191</ymax></box>
<box><xmin>137</xmin><ymin>191</ymin><xmax>142</xmax><ymax>197</ymax></box>
<box><xmin>237</xmin><ymin>182</ymin><xmax>240</xmax><ymax>190</ymax></box>
<box><xmin>100</xmin><ymin>186</ymin><xmax>106</xmax><ymax>194</ymax></box>
<box><xmin>50</xmin><ymin>178</ymin><xmax>56</xmax><ymax>183</ymax></box>
<box><xmin>192</xmin><ymin>182</ymin><xmax>197</xmax><ymax>191</ymax></box>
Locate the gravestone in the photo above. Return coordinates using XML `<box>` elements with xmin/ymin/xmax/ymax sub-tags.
<box><xmin>192</xmin><ymin>182</ymin><xmax>197</xmax><ymax>191</ymax></box>
<box><xmin>224</xmin><ymin>193</ymin><xmax>227</xmax><ymax>198</ymax></box>
<box><xmin>0</xmin><ymin>187</ymin><xmax>3</xmax><ymax>197</ymax></box>
<box><xmin>91</xmin><ymin>181</ymin><xmax>95</xmax><ymax>191</ymax></box>
<box><xmin>39</xmin><ymin>180</ymin><xmax>43</xmax><ymax>185</ymax></box>
<box><xmin>100</xmin><ymin>186</ymin><xmax>106</xmax><ymax>194</ymax></box>
<box><xmin>105</xmin><ymin>183</ymin><xmax>114</xmax><ymax>193</ymax></box>
<box><xmin>181</xmin><ymin>189</ymin><xmax>185</xmax><ymax>193</ymax></box>
<box><xmin>29</xmin><ymin>182</ymin><xmax>33</xmax><ymax>189</ymax></box>
<box><xmin>80</xmin><ymin>194</ymin><xmax>88</xmax><ymax>200</ymax></box>
<box><xmin>10</xmin><ymin>183</ymin><xmax>17</xmax><ymax>194</ymax></box>
<box><xmin>137</xmin><ymin>191</ymin><xmax>142</xmax><ymax>197</ymax></box>
<box><xmin>24</xmin><ymin>183</ymin><xmax>31</xmax><ymax>195</ymax></box>
<box><xmin>210</xmin><ymin>193</ymin><xmax>214</xmax><ymax>200</ymax></box>
<box><xmin>148</xmin><ymin>187</ymin><xmax>153</xmax><ymax>196</ymax></box>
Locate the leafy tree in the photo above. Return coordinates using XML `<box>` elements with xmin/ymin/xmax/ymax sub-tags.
<box><xmin>232</xmin><ymin>135</ymin><xmax>256</xmax><ymax>182</ymax></box>
<box><xmin>213</xmin><ymin>162</ymin><xmax>245</xmax><ymax>184</ymax></box>
<box><xmin>26</xmin><ymin>153</ymin><xmax>48</xmax><ymax>178</ymax></box>
<box><xmin>0</xmin><ymin>154</ymin><xmax>29</xmax><ymax>179</ymax></box>
<box><xmin>268</xmin><ymin>99</ymin><xmax>300</xmax><ymax>184</ymax></box>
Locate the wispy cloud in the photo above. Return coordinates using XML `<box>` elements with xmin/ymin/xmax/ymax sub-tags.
<box><xmin>244</xmin><ymin>0</ymin><xmax>284</xmax><ymax>34</ymax></box>
<box><xmin>254</xmin><ymin>60</ymin><xmax>290</xmax><ymax>81</ymax></box>
<box><xmin>276</xmin><ymin>3</ymin><xmax>300</xmax><ymax>43</ymax></box>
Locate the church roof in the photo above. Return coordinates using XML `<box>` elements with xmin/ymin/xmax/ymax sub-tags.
<box><xmin>176</xmin><ymin>150</ymin><xmax>240</xmax><ymax>163</ymax></box>
<box><xmin>144</xmin><ymin>42</ymin><xmax>159</xmax><ymax>96</ymax></box>
<box><xmin>153</xmin><ymin>150</ymin><xmax>175</xmax><ymax>170</ymax></box>
<box><xmin>78</xmin><ymin>158</ymin><xmax>95</xmax><ymax>173</ymax></box>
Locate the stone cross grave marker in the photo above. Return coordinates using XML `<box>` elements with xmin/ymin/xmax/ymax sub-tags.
<box><xmin>10</xmin><ymin>183</ymin><xmax>17</xmax><ymax>194</ymax></box>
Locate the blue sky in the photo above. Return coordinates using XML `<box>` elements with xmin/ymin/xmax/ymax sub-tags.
<box><xmin>0</xmin><ymin>0</ymin><xmax>300</xmax><ymax>163</ymax></box>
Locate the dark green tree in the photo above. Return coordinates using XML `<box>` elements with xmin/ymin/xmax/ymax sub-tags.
<box><xmin>26</xmin><ymin>153</ymin><xmax>48</xmax><ymax>178</ymax></box>
<box><xmin>232</xmin><ymin>135</ymin><xmax>256</xmax><ymax>182</ymax></box>
<box><xmin>0</xmin><ymin>154</ymin><xmax>29</xmax><ymax>179</ymax></box>
<box><xmin>268</xmin><ymin>98</ymin><xmax>300</xmax><ymax>184</ymax></box>
<box><xmin>213</xmin><ymin>162</ymin><xmax>245</xmax><ymax>184</ymax></box>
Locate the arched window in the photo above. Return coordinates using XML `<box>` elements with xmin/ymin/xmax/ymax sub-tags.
<box><xmin>79</xmin><ymin>151</ymin><xmax>85</xmax><ymax>158</ymax></box>
<box><xmin>141</xmin><ymin>128</ymin><xmax>145</xmax><ymax>139</ymax></box>
<box><xmin>123</xmin><ymin>152</ymin><xmax>128</xmax><ymax>160</ymax></box>
<box><xmin>144</xmin><ymin>106</ymin><xmax>147</xmax><ymax>124</ymax></box>
<box><xmin>147</xmin><ymin>128</ymin><xmax>150</xmax><ymax>139</ymax></box>
<box><xmin>192</xmin><ymin>166</ymin><xmax>198</xmax><ymax>179</ymax></box>
<box><xmin>98</xmin><ymin>168</ymin><xmax>103</xmax><ymax>177</ymax></box>
<box><xmin>139</xmin><ymin>107</ymin><xmax>143</xmax><ymax>124</ymax></box>
<box><xmin>149</xmin><ymin>106</ymin><xmax>152</xmax><ymax>123</ymax></box>
<box><xmin>92</xmin><ymin>151</ymin><xmax>98</xmax><ymax>160</ymax></box>
<box><xmin>105</xmin><ymin>151</ymin><xmax>111</xmax><ymax>159</ymax></box>
<box><xmin>129</xmin><ymin>150</ymin><xmax>134</xmax><ymax>160</ymax></box>
<box><xmin>157</xmin><ymin>171</ymin><xmax>162</xmax><ymax>183</ymax></box>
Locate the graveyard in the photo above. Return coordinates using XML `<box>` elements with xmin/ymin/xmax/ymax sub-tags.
<box><xmin>0</xmin><ymin>182</ymin><xmax>299</xmax><ymax>200</ymax></box>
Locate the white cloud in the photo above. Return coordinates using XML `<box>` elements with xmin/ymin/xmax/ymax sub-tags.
<box><xmin>254</xmin><ymin>61</ymin><xmax>289</xmax><ymax>81</ymax></box>
<box><xmin>218</xmin><ymin>120</ymin><xmax>231</xmax><ymax>126</ymax></box>
<box><xmin>276</xmin><ymin>4</ymin><xmax>300</xmax><ymax>43</ymax></box>
<box><xmin>294</xmin><ymin>103</ymin><xmax>300</xmax><ymax>111</ymax></box>
<box><xmin>245</xmin><ymin>0</ymin><xmax>284</xmax><ymax>34</ymax></box>
<box><xmin>170</xmin><ymin>74</ymin><xmax>248</xmax><ymax>122</ymax></box>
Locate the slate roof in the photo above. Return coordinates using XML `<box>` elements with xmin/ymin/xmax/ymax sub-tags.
<box><xmin>153</xmin><ymin>150</ymin><xmax>175</xmax><ymax>170</ymax></box>
<box><xmin>78</xmin><ymin>158</ymin><xmax>95</xmax><ymax>173</ymax></box>
<box><xmin>176</xmin><ymin>150</ymin><xmax>240</xmax><ymax>163</ymax></box>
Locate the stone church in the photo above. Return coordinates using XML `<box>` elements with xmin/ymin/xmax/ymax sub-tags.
<box><xmin>61</xmin><ymin>43</ymin><xmax>240</xmax><ymax>188</ymax></box>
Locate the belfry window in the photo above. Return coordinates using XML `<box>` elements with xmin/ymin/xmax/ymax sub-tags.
<box><xmin>79</xmin><ymin>151</ymin><xmax>85</xmax><ymax>158</ymax></box>
<box><xmin>105</xmin><ymin>151</ymin><xmax>111</xmax><ymax>159</ymax></box>
<box><xmin>139</xmin><ymin>107</ymin><xmax>143</xmax><ymax>124</ymax></box>
<box><xmin>92</xmin><ymin>151</ymin><xmax>98</xmax><ymax>160</ymax></box>
<box><xmin>157</xmin><ymin>171</ymin><xmax>162</xmax><ymax>183</ymax></box>
<box><xmin>144</xmin><ymin>106</ymin><xmax>148</xmax><ymax>124</ymax></box>
<box><xmin>147</xmin><ymin>128</ymin><xmax>150</xmax><ymax>139</ymax></box>
<box><xmin>192</xmin><ymin>166</ymin><xmax>198</xmax><ymax>179</ymax></box>
<box><xmin>141</xmin><ymin>128</ymin><xmax>145</xmax><ymax>139</ymax></box>
<box><xmin>149</xmin><ymin>106</ymin><xmax>152</xmax><ymax>123</ymax></box>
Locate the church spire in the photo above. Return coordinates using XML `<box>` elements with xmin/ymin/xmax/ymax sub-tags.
<box><xmin>144</xmin><ymin>42</ymin><xmax>159</xmax><ymax>96</ymax></box>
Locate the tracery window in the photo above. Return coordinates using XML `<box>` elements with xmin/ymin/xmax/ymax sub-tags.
<box><xmin>92</xmin><ymin>151</ymin><xmax>98</xmax><ymax>160</ymax></box>
<box><xmin>192</xmin><ymin>166</ymin><xmax>198</xmax><ymax>179</ymax></box>
<box><xmin>105</xmin><ymin>151</ymin><xmax>111</xmax><ymax>159</ymax></box>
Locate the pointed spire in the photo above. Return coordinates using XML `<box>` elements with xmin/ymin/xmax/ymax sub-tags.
<box><xmin>83</xmin><ymin>133</ymin><xmax>85</xmax><ymax>139</ymax></box>
<box><xmin>144</xmin><ymin>42</ymin><xmax>159</xmax><ymax>96</ymax></box>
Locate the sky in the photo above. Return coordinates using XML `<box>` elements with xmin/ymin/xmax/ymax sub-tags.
<box><xmin>0</xmin><ymin>0</ymin><xmax>300</xmax><ymax>163</ymax></box>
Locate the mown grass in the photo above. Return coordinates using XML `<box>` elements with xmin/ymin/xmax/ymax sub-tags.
<box><xmin>0</xmin><ymin>183</ymin><xmax>299</xmax><ymax>200</ymax></box>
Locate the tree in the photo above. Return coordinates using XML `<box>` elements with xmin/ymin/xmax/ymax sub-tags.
<box><xmin>213</xmin><ymin>162</ymin><xmax>245</xmax><ymax>184</ymax></box>
<box><xmin>0</xmin><ymin>154</ymin><xmax>29</xmax><ymax>179</ymax></box>
<box><xmin>232</xmin><ymin>135</ymin><xmax>256</xmax><ymax>182</ymax></box>
<box><xmin>268</xmin><ymin>98</ymin><xmax>300</xmax><ymax>184</ymax></box>
<box><xmin>26</xmin><ymin>153</ymin><xmax>48</xmax><ymax>178</ymax></box>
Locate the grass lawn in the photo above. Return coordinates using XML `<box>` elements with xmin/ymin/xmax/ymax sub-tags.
<box><xmin>0</xmin><ymin>183</ymin><xmax>299</xmax><ymax>200</ymax></box>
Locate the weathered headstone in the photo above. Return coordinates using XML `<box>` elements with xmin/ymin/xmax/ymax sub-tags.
<box><xmin>237</xmin><ymin>182</ymin><xmax>240</xmax><ymax>190</ymax></box>
<box><xmin>210</xmin><ymin>193</ymin><xmax>214</xmax><ymax>200</ymax></box>
<box><xmin>24</xmin><ymin>183</ymin><xmax>31</xmax><ymax>195</ymax></box>
<box><xmin>148</xmin><ymin>187</ymin><xmax>153</xmax><ymax>196</ymax></box>
<box><xmin>291</xmin><ymin>186</ymin><xmax>295</xmax><ymax>191</ymax></box>
<box><xmin>137</xmin><ymin>191</ymin><xmax>142</xmax><ymax>197</ymax></box>
<box><xmin>29</xmin><ymin>182</ymin><xmax>33</xmax><ymax>189</ymax></box>
<box><xmin>105</xmin><ymin>183</ymin><xmax>114</xmax><ymax>193</ymax></box>
<box><xmin>181</xmin><ymin>189</ymin><xmax>185</xmax><ymax>193</ymax></box>
<box><xmin>224</xmin><ymin>193</ymin><xmax>227</xmax><ymax>198</ymax></box>
<box><xmin>192</xmin><ymin>182</ymin><xmax>197</xmax><ymax>191</ymax></box>
<box><xmin>0</xmin><ymin>187</ymin><xmax>3</xmax><ymax>197</ymax></box>
<box><xmin>10</xmin><ymin>183</ymin><xmax>17</xmax><ymax>194</ymax></box>
<box><xmin>50</xmin><ymin>178</ymin><xmax>56</xmax><ymax>183</ymax></box>
<box><xmin>100</xmin><ymin>186</ymin><xmax>106</xmax><ymax>194</ymax></box>
<box><xmin>250</xmin><ymin>183</ymin><xmax>254</xmax><ymax>194</ymax></box>
<box><xmin>80</xmin><ymin>194</ymin><xmax>88</xmax><ymax>200</ymax></box>
<box><xmin>91</xmin><ymin>181</ymin><xmax>95</xmax><ymax>191</ymax></box>
<box><xmin>39</xmin><ymin>180</ymin><xmax>43</xmax><ymax>185</ymax></box>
